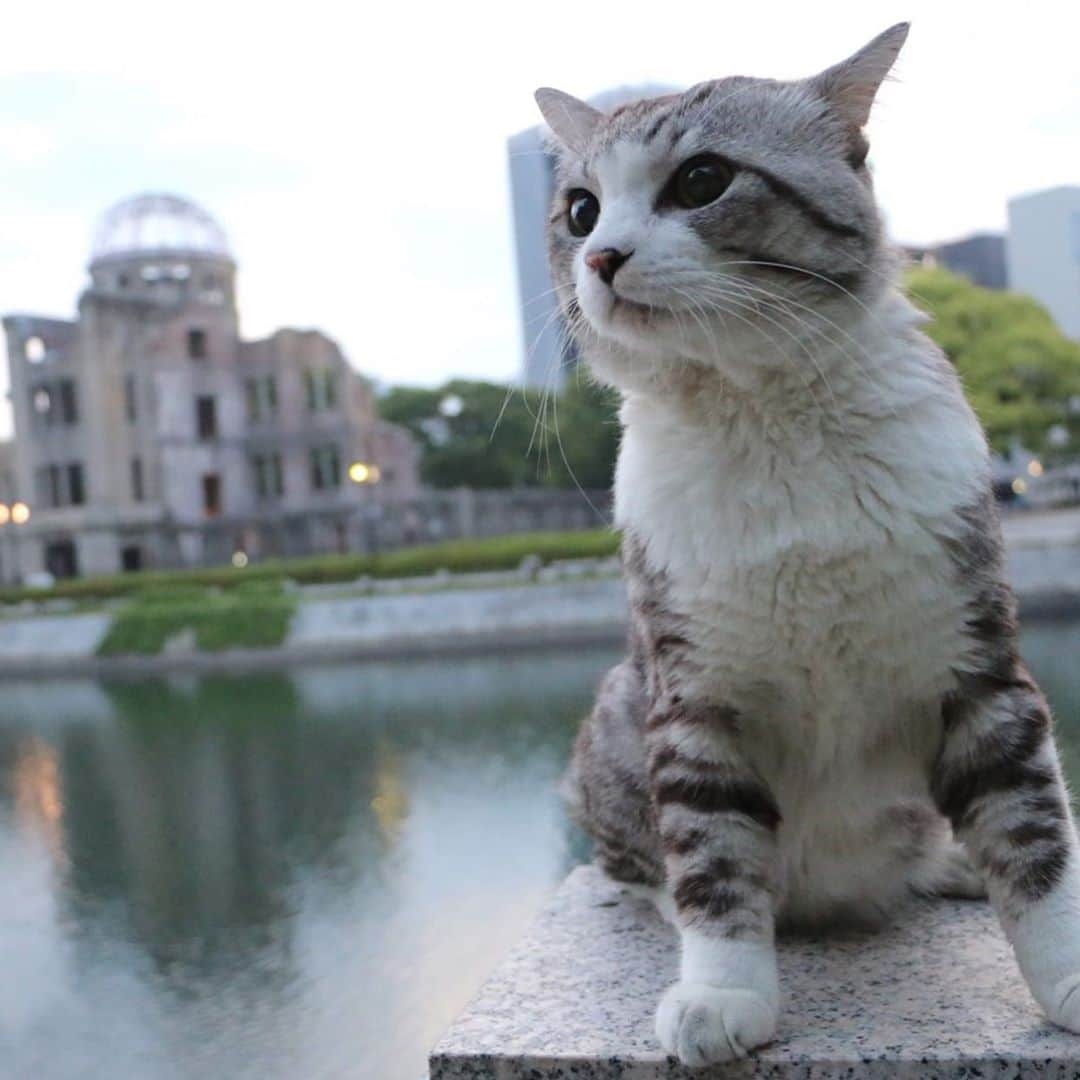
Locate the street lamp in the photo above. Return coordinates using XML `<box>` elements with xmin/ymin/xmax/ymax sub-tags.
<box><xmin>346</xmin><ymin>464</ymin><xmax>382</xmax><ymax>555</ymax></box>
<box><xmin>0</xmin><ymin>501</ymin><xmax>31</xmax><ymax>585</ymax></box>
<box><xmin>348</xmin><ymin>462</ymin><xmax>381</xmax><ymax>485</ymax></box>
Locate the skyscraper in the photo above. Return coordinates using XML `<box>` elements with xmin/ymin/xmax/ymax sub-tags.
<box><xmin>507</xmin><ymin>125</ymin><xmax>574</xmax><ymax>390</ymax></box>
<box><xmin>1007</xmin><ymin>186</ymin><xmax>1080</xmax><ymax>339</ymax></box>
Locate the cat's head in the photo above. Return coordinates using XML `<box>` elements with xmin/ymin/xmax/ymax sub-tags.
<box><xmin>535</xmin><ymin>24</ymin><xmax>908</xmax><ymax>391</ymax></box>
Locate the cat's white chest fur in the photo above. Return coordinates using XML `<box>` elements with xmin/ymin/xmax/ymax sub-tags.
<box><xmin>613</xmin><ymin>322</ymin><xmax>989</xmax><ymax>757</ymax></box>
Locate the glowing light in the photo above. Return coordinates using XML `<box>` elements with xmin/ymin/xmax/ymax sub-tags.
<box><xmin>24</xmin><ymin>336</ymin><xmax>46</xmax><ymax>363</ymax></box>
<box><xmin>348</xmin><ymin>462</ymin><xmax>381</xmax><ymax>484</ymax></box>
<box><xmin>1027</xmin><ymin>460</ymin><xmax>1044</xmax><ymax>477</ymax></box>
<box><xmin>11</xmin><ymin>502</ymin><xmax>30</xmax><ymax>524</ymax></box>
<box><xmin>438</xmin><ymin>393</ymin><xmax>464</xmax><ymax>418</ymax></box>
<box><xmin>231</xmin><ymin>550</ymin><xmax>249</xmax><ymax>568</ymax></box>
<box><xmin>1012</xmin><ymin>477</ymin><xmax>1028</xmax><ymax>495</ymax></box>
<box><xmin>0</xmin><ymin>504</ymin><xmax>9</xmax><ymax>526</ymax></box>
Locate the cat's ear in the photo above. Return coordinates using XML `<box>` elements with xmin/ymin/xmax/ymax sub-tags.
<box><xmin>810</xmin><ymin>22</ymin><xmax>910</xmax><ymax>130</ymax></box>
<box><xmin>534</xmin><ymin>88</ymin><xmax>603</xmax><ymax>155</ymax></box>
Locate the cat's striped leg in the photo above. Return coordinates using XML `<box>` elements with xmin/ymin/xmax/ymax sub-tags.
<box><xmin>933</xmin><ymin>670</ymin><xmax>1080</xmax><ymax>1031</ymax></box>
<box><xmin>647</xmin><ymin>697</ymin><xmax>781</xmax><ymax>1065</ymax></box>
<box><xmin>563</xmin><ymin>660</ymin><xmax>666</xmax><ymax>890</ymax></box>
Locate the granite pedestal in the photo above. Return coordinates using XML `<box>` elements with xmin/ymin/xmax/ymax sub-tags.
<box><xmin>430</xmin><ymin>865</ymin><xmax>1080</xmax><ymax>1078</ymax></box>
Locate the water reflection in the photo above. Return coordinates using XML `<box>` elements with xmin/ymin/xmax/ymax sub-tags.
<box><xmin>12</xmin><ymin>737</ymin><xmax>66</xmax><ymax>860</ymax></box>
<box><xmin>0</xmin><ymin>630</ymin><xmax>1076</xmax><ymax>1079</ymax></box>
<box><xmin>0</xmin><ymin>651</ymin><xmax>612</xmax><ymax>1080</ymax></box>
<box><xmin>1023</xmin><ymin>622</ymin><xmax>1080</xmax><ymax>778</ymax></box>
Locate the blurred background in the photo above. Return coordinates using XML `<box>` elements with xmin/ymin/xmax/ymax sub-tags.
<box><xmin>2</xmin><ymin>3</ymin><xmax>1080</xmax><ymax>1078</ymax></box>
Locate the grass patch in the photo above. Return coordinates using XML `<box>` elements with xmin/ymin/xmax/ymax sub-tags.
<box><xmin>364</xmin><ymin>529</ymin><xmax>619</xmax><ymax>580</ymax></box>
<box><xmin>3</xmin><ymin>529</ymin><xmax>619</xmax><ymax>607</ymax></box>
<box><xmin>97</xmin><ymin>585</ymin><xmax>297</xmax><ymax>657</ymax></box>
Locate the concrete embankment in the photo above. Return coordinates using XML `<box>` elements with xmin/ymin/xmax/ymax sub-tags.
<box><xmin>0</xmin><ymin>576</ymin><xmax>629</xmax><ymax>678</ymax></box>
<box><xmin>3</xmin><ymin>507</ymin><xmax>1080</xmax><ymax>678</ymax></box>
<box><xmin>1005</xmin><ymin>505</ymin><xmax>1080</xmax><ymax>616</ymax></box>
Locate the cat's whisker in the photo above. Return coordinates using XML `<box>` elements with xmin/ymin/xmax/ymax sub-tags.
<box><xmin>495</xmin><ymin>301</ymin><xmax>574</xmax><ymax>443</ymax></box>
<box><xmin>711</xmin><ymin>259</ymin><xmax>895</xmax><ymax>338</ymax></box>
<box><xmin>720</xmin><ymin>299</ymin><xmax>832</xmax><ymax>424</ymax></box>
<box><xmin>696</xmin><ymin>279</ymin><xmax>857</xmax><ymax>401</ymax></box>
<box><xmin>724</xmin><ymin>281</ymin><xmax>901</xmax><ymax>421</ymax></box>
<box><xmin>660</xmin><ymin>267</ymin><xmax>869</xmax><ymax>377</ymax></box>
<box><xmin>550</xmin><ymin>373</ymin><xmax>607</xmax><ymax>522</ymax></box>
<box><xmin>690</xmin><ymin>284</ymin><xmax>845</xmax><ymax>428</ymax></box>
<box><xmin>521</xmin><ymin>282</ymin><xmax>578</xmax><ymax>314</ymax></box>
<box><xmin>527</xmin><ymin>338</ymin><xmax>562</xmax><ymax>467</ymax></box>
<box><xmin>704</xmin><ymin>273</ymin><xmax>902</xmax><ymax>422</ymax></box>
<box><xmin>526</xmin><ymin>304</ymin><xmax>593</xmax><ymax>479</ymax></box>
<box><xmin>672</xmin><ymin>283</ymin><xmax>833</xmax><ymax>425</ymax></box>
<box><xmin>668</xmin><ymin>268</ymin><xmax>881</xmax><ymax>377</ymax></box>
<box><xmin>687</xmin><ymin>274</ymin><xmax>863</xmax><ymax>395</ymax></box>
<box><xmin>667</xmin><ymin>286</ymin><xmax>714</xmax><ymax>354</ymax></box>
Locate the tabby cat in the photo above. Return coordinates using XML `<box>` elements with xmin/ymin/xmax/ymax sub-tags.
<box><xmin>535</xmin><ymin>23</ymin><xmax>1080</xmax><ymax>1066</ymax></box>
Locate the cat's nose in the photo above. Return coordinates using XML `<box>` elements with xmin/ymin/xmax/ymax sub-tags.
<box><xmin>585</xmin><ymin>247</ymin><xmax>632</xmax><ymax>286</ymax></box>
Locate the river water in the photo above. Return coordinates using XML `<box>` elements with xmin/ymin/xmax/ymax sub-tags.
<box><xmin>2</xmin><ymin>628</ymin><xmax>1079</xmax><ymax>1079</ymax></box>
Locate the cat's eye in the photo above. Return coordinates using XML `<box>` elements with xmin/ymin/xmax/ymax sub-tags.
<box><xmin>671</xmin><ymin>155</ymin><xmax>735</xmax><ymax>209</ymax></box>
<box><xmin>567</xmin><ymin>189</ymin><xmax>600</xmax><ymax>237</ymax></box>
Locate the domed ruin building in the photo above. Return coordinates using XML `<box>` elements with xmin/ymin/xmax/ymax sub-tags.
<box><xmin>2</xmin><ymin>194</ymin><xmax>419</xmax><ymax>579</ymax></box>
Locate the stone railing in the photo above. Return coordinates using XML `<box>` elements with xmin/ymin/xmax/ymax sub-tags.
<box><xmin>430</xmin><ymin>865</ymin><xmax>1080</xmax><ymax>1078</ymax></box>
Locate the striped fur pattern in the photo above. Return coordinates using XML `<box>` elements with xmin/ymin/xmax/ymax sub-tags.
<box><xmin>536</xmin><ymin>23</ymin><xmax>1080</xmax><ymax>1067</ymax></box>
<box><xmin>934</xmin><ymin>492</ymin><xmax>1073</xmax><ymax>921</ymax></box>
<box><xmin>626</xmin><ymin>533</ymin><xmax>782</xmax><ymax>949</ymax></box>
<box><xmin>562</xmin><ymin>657</ymin><xmax>664</xmax><ymax>889</ymax></box>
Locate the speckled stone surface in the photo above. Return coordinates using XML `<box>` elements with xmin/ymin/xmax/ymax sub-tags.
<box><xmin>429</xmin><ymin>865</ymin><xmax>1080</xmax><ymax>1078</ymax></box>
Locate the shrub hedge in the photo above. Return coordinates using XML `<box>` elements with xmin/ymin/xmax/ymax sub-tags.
<box><xmin>3</xmin><ymin>529</ymin><xmax>619</xmax><ymax>608</ymax></box>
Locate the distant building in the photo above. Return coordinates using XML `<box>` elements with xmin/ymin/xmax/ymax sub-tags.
<box><xmin>507</xmin><ymin>125</ymin><xmax>575</xmax><ymax>390</ymax></box>
<box><xmin>1007</xmin><ymin>186</ymin><xmax>1080</xmax><ymax>340</ymax></box>
<box><xmin>1</xmin><ymin>193</ymin><xmax>420</xmax><ymax>582</ymax></box>
<box><xmin>0</xmin><ymin>442</ymin><xmax>14</xmax><ymax>506</ymax></box>
<box><xmin>905</xmin><ymin>233</ymin><xmax>1008</xmax><ymax>290</ymax></box>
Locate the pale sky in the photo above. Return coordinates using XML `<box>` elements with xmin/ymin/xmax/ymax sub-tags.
<box><xmin>1</xmin><ymin>1</ymin><xmax>1078</xmax><ymax>439</ymax></box>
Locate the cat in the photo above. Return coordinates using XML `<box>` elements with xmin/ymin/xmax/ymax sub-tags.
<box><xmin>535</xmin><ymin>22</ymin><xmax>1080</xmax><ymax>1067</ymax></box>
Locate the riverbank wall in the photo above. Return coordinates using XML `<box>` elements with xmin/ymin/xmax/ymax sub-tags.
<box><xmin>3</xmin><ymin>507</ymin><xmax>1080</xmax><ymax>678</ymax></box>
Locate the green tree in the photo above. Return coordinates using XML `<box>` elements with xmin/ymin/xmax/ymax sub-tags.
<box><xmin>908</xmin><ymin>268</ymin><xmax>1080</xmax><ymax>455</ymax></box>
<box><xmin>377</xmin><ymin>377</ymin><xmax>619</xmax><ymax>490</ymax></box>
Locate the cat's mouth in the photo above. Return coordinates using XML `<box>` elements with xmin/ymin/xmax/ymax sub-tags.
<box><xmin>576</xmin><ymin>278</ymin><xmax>676</xmax><ymax>341</ymax></box>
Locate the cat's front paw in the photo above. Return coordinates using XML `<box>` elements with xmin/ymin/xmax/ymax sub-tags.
<box><xmin>655</xmin><ymin>981</ymin><xmax>777</xmax><ymax>1066</ymax></box>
